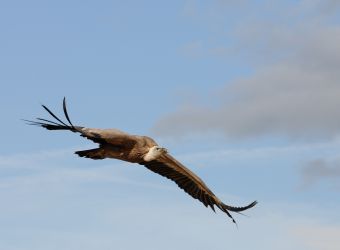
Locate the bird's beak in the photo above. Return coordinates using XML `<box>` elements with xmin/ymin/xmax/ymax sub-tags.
<box><xmin>162</xmin><ymin>148</ymin><xmax>168</xmax><ymax>154</ymax></box>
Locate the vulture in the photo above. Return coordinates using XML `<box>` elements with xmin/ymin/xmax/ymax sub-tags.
<box><xmin>25</xmin><ymin>98</ymin><xmax>257</xmax><ymax>224</ymax></box>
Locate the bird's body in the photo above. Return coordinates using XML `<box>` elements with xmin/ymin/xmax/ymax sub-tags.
<box><xmin>25</xmin><ymin>98</ymin><xmax>257</xmax><ymax>224</ymax></box>
<box><xmin>75</xmin><ymin>127</ymin><xmax>159</xmax><ymax>162</ymax></box>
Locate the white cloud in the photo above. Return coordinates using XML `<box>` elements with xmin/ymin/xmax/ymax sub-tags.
<box><xmin>153</xmin><ymin>65</ymin><xmax>340</xmax><ymax>139</ymax></box>
<box><xmin>180</xmin><ymin>138</ymin><xmax>340</xmax><ymax>163</ymax></box>
<box><xmin>154</xmin><ymin>1</ymin><xmax>340</xmax><ymax>141</ymax></box>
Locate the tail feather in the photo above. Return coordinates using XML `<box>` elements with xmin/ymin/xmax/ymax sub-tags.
<box><xmin>75</xmin><ymin>148</ymin><xmax>105</xmax><ymax>160</ymax></box>
<box><xmin>24</xmin><ymin>97</ymin><xmax>82</xmax><ymax>132</ymax></box>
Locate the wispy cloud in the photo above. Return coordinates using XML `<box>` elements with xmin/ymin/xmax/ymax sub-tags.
<box><xmin>1</xmin><ymin>147</ymin><xmax>340</xmax><ymax>249</ymax></box>
<box><xmin>300</xmin><ymin>158</ymin><xmax>340</xmax><ymax>188</ymax></box>
<box><xmin>0</xmin><ymin>147</ymin><xmax>177</xmax><ymax>192</ymax></box>
<box><xmin>293</xmin><ymin>223</ymin><xmax>340</xmax><ymax>250</ymax></box>
<box><xmin>0</xmin><ymin>148</ymin><xmax>75</xmax><ymax>169</ymax></box>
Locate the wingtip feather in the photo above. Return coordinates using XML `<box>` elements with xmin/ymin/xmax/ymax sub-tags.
<box><xmin>62</xmin><ymin>97</ymin><xmax>75</xmax><ymax>129</ymax></box>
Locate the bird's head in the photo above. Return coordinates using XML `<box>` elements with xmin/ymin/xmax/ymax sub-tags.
<box><xmin>143</xmin><ymin>146</ymin><xmax>168</xmax><ymax>161</ymax></box>
<box><xmin>154</xmin><ymin>146</ymin><xmax>168</xmax><ymax>154</ymax></box>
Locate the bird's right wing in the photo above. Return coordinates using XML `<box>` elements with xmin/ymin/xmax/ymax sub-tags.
<box><xmin>140</xmin><ymin>153</ymin><xmax>257</xmax><ymax>224</ymax></box>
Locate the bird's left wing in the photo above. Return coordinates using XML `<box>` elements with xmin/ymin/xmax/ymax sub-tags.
<box><xmin>140</xmin><ymin>153</ymin><xmax>257</xmax><ymax>224</ymax></box>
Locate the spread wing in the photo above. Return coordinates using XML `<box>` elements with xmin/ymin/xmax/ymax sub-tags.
<box><xmin>24</xmin><ymin>97</ymin><xmax>138</xmax><ymax>149</ymax></box>
<box><xmin>79</xmin><ymin>128</ymin><xmax>138</xmax><ymax>149</ymax></box>
<box><xmin>140</xmin><ymin>154</ymin><xmax>257</xmax><ymax>224</ymax></box>
<box><xmin>25</xmin><ymin>98</ymin><xmax>257</xmax><ymax>224</ymax></box>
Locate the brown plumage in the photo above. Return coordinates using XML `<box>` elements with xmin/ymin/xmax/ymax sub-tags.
<box><xmin>25</xmin><ymin>98</ymin><xmax>257</xmax><ymax>224</ymax></box>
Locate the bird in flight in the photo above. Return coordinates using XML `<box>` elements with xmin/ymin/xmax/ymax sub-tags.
<box><xmin>25</xmin><ymin>98</ymin><xmax>257</xmax><ymax>224</ymax></box>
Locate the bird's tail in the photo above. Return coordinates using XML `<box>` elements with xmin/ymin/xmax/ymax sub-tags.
<box><xmin>24</xmin><ymin>97</ymin><xmax>83</xmax><ymax>132</ymax></box>
<box><xmin>75</xmin><ymin>148</ymin><xmax>105</xmax><ymax>160</ymax></box>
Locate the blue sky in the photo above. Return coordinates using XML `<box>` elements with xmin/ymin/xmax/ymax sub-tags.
<box><xmin>1</xmin><ymin>1</ymin><xmax>340</xmax><ymax>249</ymax></box>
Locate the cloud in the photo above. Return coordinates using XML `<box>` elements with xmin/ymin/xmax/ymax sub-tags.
<box><xmin>153</xmin><ymin>1</ymin><xmax>340</xmax><ymax>141</ymax></box>
<box><xmin>301</xmin><ymin>158</ymin><xmax>340</xmax><ymax>187</ymax></box>
<box><xmin>1</xmin><ymin>145</ymin><xmax>340</xmax><ymax>249</ymax></box>
<box><xmin>293</xmin><ymin>224</ymin><xmax>340</xmax><ymax>250</ymax></box>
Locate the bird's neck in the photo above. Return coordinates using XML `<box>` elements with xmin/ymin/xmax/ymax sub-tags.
<box><xmin>143</xmin><ymin>147</ymin><xmax>162</xmax><ymax>161</ymax></box>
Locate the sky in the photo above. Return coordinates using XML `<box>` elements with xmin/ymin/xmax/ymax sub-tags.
<box><xmin>1</xmin><ymin>0</ymin><xmax>340</xmax><ymax>249</ymax></box>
